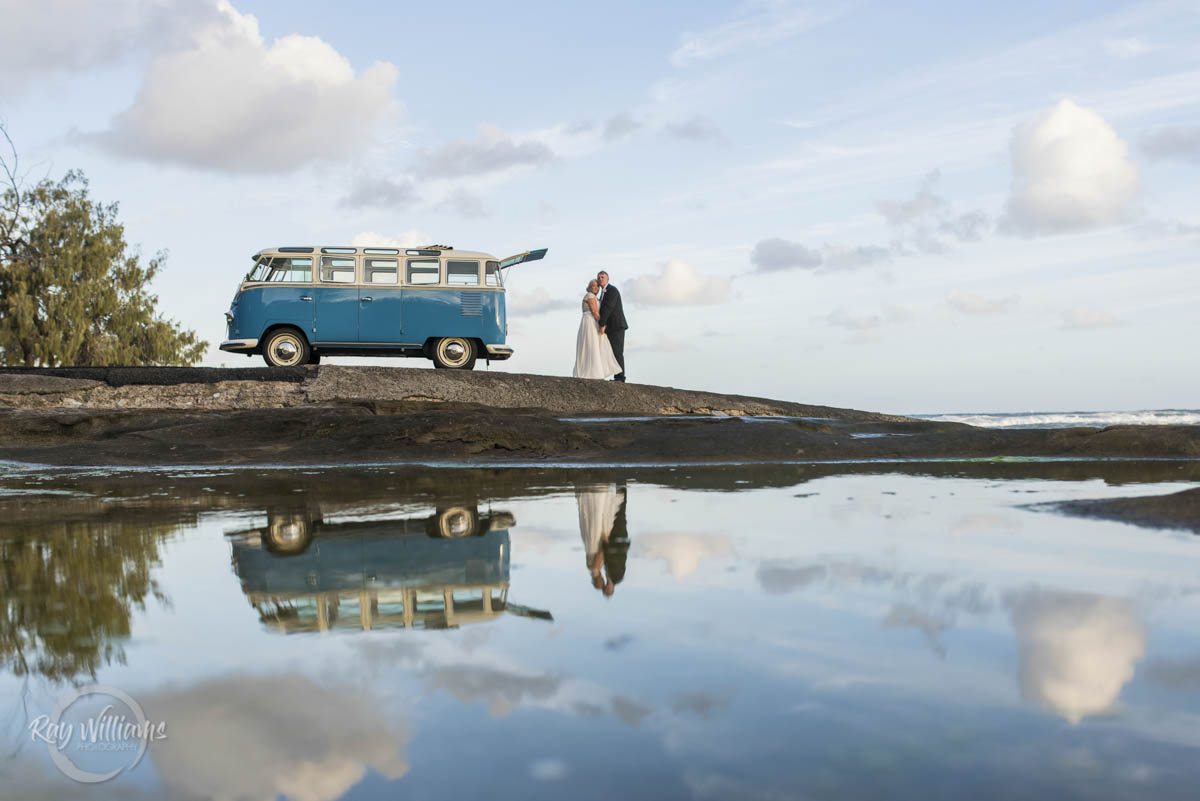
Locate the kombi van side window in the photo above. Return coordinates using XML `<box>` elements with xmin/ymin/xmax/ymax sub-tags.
<box><xmin>248</xmin><ymin>256</ymin><xmax>312</xmax><ymax>282</ymax></box>
<box><xmin>406</xmin><ymin>259</ymin><xmax>440</xmax><ymax>285</ymax></box>
<box><xmin>321</xmin><ymin>256</ymin><xmax>356</xmax><ymax>283</ymax></box>
<box><xmin>365</xmin><ymin>258</ymin><xmax>399</xmax><ymax>284</ymax></box>
<box><xmin>485</xmin><ymin>261</ymin><xmax>502</xmax><ymax>287</ymax></box>
<box><xmin>446</xmin><ymin>260</ymin><xmax>480</xmax><ymax>286</ymax></box>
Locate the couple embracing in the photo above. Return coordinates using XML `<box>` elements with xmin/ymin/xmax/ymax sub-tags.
<box><xmin>572</xmin><ymin>270</ymin><xmax>628</xmax><ymax>382</ymax></box>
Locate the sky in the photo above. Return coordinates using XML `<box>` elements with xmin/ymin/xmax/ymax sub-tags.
<box><xmin>1</xmin><ymin>0</ymin><xmax>1198</xmax><ymax>414</ymax></box>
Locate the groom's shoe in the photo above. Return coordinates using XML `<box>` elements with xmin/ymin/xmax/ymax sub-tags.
<box><xmin>614</xmin><ymin>374</ymin><xmax>626</xmax><ymax>383</ymax></box>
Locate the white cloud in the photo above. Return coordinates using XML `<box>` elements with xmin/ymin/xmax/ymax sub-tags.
<box><xmin>436</xmin><ymin>188</ymin><xmax>490</xmax><ymax>218</ymax></box>
<box><xmin>751</xmin><ymin>238</ymin><xmax>822</xmax><ymax>271</ymax></box>
<box><xmin>878</xmin><ymin>169</ymin><xmax>992</xmax><ymax>253</ymax></box>
<box><xmin>669</xmin><ymin>4</ymin><xmax>829</xmax><ymax>67</ymax></box>
<box><xmin>1103</xmin><ymin>37</ymin><xmax>1158</xmax><ymax>60</ymax></box>
<box><xmin>507</xmin><ymin>287</ymin><xmax>569</xmax><ymax>316</ymax></box>
<box><xmin>142</xmin><ymin>673</ymin><xmax>410</xmax><ymax>801</ymax></box>
<box><xmin>1003</xmin><ymin>99</ymin><xmax>1139</xmax><ymax>236</ymax></box>
<box><xmin>752</xmin><ymin>238</ymin><xmax>891</xmax><ymax>273</ymax></box>
<box><xmin>1009</xmin><ymin>589</ymin><xmax>1146</xmax><ymax>724</ymax></box>
<box><xmin>342</xmin><ymin>179</ymin><xmax>491</xmax><ymax>217</ymax></box>
<box><xmin>1141</xmin><ymin>126</ymin><xmax>1200</xmax><ymax>163</ymax></box>
<box><xmin>822</xmin><ymin>244</ymin><xmax>891</xmax><ymax>270</ymax></box>
<box><xmin>824</xmin><ymin>308</ymin><xmax>882</xmax><ymax>331</ymax></box>
<box><xmin>1136</xmin><ymin>218</ymin><xmax>1200</xmax><ymax>238</ymax></box>
<box><xmin>351</xmin><ymin>230</ymin><xmax>429</xmax><ymax>249</ymax></box>
<box><xmin>877</xmin><ymin>170</ymin><xmax>948</xmax><ymax>226</ymax></box>
<box><xmin>664</xmin><ymin>115</ymin><xmax>725</xmax><ymax>143</ymax></box>
<box><xmin>634</xmin><ymin>532</ymin><xmax>733</xmax><ymax>579</ymax></box>
<box><xmin>819</xmin><ymin>305</ymin><xmax>911</xmax><ymax>345</ymax></box>
<box><xmin>627</xmin><ymin>259</ymin><xmax>731</xmax><ymax>306</ymax></box>
<box><xmin>1060</xmin><ymin>308</ymin><xmax>1121</xmax><ymax>330</ymax></box>
<box><xmin>627</xmin><ymin>335</ymin><xmax>695</xmax><ymax>353</ymax></box>
<box><xmin>945</xmin><ymin>288</ymin><xmax>1019</xmax><ymax>315</ymax></box>
<box><xmin>90</xmin><ymin>0</ymin><xmax>399</xmax><ymax>172</ymax></box>
<box><xmin>356</xmin><ymin>637</ymin><xmax>651</xmax><ymax>727</ymax></box>
<box><xmin>883</xmin><ymin>603</ymin><xmax>950</xmax><ymax>659</ymax></box>
<box><xmin>413</xmin><ymin>124</ymin><xmax>554</xmax><ymax>179</ymax></box>
<box><xmin>940</xmin><ymin>210</ymin><xmax>990</xmax><ymax>242</ymax></box>
<box><xmin>603</xmin><ymin>112</ymin><xmax>642</xmax><ymax>142</ymax></box>
<box><xmin>339</xmin><ymin>175</ymin><xmax>416</xmax><ymax>209</ymax></box>
<box><xmin>0</xmin><ymin>0</ymin><xmax>220</xmax><ymax>92</ymax></box>
<box><xmin>822</xmin><ymin>308</ymin><xmax>884</xmax><ymax>344</ymax></box>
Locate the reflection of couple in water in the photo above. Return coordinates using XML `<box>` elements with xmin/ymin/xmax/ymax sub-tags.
<box><xmin>576</xmin><ymin>484</ymin><xmax>630</xmax><ymax>596</ymax></box>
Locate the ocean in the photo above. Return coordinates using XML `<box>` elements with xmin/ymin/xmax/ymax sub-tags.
<box><xmin>916</xmin><ymin>408</ymin><xmax>1200</xmax><ymax>429</ymax></box>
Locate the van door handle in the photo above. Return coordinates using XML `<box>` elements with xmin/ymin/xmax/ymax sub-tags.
<box><xmin>300</xmin><ymin>295</ymin><xmax>312</xmax><ymax>301</ymax></box>
<box><xmin>361</xmin><ymin>296</ymin><xmax>373</xmax><ymax>302</ymax></box>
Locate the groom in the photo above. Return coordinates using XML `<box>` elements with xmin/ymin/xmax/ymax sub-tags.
<box><xmin>596</xmin><ymin>270</ymin><xmax>628</xmax><ymax>382</ymax></box>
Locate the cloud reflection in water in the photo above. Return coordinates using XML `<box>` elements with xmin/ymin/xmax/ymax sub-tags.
<box><xmin>1009</xmin><ymin>589</ymin><xmax>1147</xmax><ymax>725</ymax></box>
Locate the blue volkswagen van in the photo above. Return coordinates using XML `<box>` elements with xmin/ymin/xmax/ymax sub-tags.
<box><xmin>220</xmin><ymin>244</ymin><xmax>546</xmax><ymax>368</ymax></box>
<box><xmin>227</xmin><ymin>509</ymin><xmax>552</xmax><ymax>633</ymax></box>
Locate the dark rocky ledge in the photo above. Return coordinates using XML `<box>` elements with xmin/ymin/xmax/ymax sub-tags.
<box><xmin>0</xmin><ymin>365</ymin><xmax>1198</xmax><ymax>467</ymax></box>
<box><xmin>1043</xmin><ymin>487</ymin><xmax>1200</xmax><ymax>534</ymax></box>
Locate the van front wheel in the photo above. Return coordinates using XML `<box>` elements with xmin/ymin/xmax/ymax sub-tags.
<box><xmin>431</xmin><ymin>337</ymin><xmax>476</xmax><ymax>370</ymax></box>
<box><xmin>262</xmin><ymin>328</ymin><xmax>310</xmax><ymax>367</ymax></box>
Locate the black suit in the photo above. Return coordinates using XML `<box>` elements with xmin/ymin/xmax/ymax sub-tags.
<box><xmin>603</xmin><ymin>486</ymin><xmax>630</xmax><ymax>585</ymax></box>
<box><xmin>597</xmin><ymin>284</ymin><xmax>628</xmax><ymax>382</ymax></box>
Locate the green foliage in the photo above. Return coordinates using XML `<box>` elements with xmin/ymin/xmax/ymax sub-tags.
<box><xmin>0</xmin><ymin>516</ymin><xmax>174</xmax><ymax>682</ymax></box>
<box><xmin>0</xmin><ymin>168</ymin><xmax>207</xmax><ymax>366</ymax></box>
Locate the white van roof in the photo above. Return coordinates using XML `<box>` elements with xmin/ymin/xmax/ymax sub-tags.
<box><xmin>255</xmin><ymin>246</ymin><xmax>499</xmax><ymax>260</ymax></box>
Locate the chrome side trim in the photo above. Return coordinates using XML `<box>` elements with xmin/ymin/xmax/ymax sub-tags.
<box><xmin>313</xmin><ymin>342</ymin><xmax>422</xmax><ymax>347</ymax></box>
<box><xmin>219</xmin><ymin>338</ymin><xmax>259</xmax><ymax>352</ymax></box>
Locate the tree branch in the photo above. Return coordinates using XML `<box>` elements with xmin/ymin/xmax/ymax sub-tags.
<box><xmin>0</xmin><ymin>121</ymin><xmax>22</xmax><ymax>250</ymax></box>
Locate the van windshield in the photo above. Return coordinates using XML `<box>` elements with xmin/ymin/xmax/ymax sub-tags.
<box><xmin>247</xmin><ymin>256</ymin><xmax>313</xmax><ymax>283</ymax></box>
<box><xmin>485</xmin><ymin>260</ymin><xmax>503</xmax><ymax>287</ymax></box>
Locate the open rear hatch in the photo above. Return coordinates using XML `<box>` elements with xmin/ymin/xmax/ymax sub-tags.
<box><xmin>499</xmin><ymin>248</ymin><xmax>548</xmax><ymax>269</ymax></box>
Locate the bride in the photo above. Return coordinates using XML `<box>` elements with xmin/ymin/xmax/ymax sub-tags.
<box><xmin>573</xmin><ymin>279</ymin><xmax>623</xmax><ymax>379</ymax></box>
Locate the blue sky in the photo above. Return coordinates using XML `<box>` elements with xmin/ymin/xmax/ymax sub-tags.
<box><xmin>2</xmin><ymin>0</ymin><xmax>1198</xmax><ymax>413</ymax></box>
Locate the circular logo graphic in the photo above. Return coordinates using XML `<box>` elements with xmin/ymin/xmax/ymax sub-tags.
<box><xmin>35</xmin><ymin>684</ymin><xmax>164</xmax><ymax>783</ymax></box>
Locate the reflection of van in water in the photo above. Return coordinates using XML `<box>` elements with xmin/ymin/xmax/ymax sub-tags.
<box><xmin>227</xmin><ymin>509</ymin><xmax>551</xmax><ymax>633</ymax></box>
<box><xmin>220</xmin><ymin>245</ymin><xmax>547</xmax><ymax>368</ymax></box>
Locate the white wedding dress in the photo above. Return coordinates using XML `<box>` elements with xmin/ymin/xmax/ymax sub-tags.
<box><xmin>572</xmin><ymin>291</ymin><xmax>623</xmax><ymax>379</ymax></box>
<box><xmin>576</xmin><ymin>484</ymin><xmax>621</xmax><ymax>565</ymax></box>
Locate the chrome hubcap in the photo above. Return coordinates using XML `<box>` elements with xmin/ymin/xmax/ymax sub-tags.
<box><xmin>440</xmin><ymin>507</ymin><xmax>473</xmax><ymax>537</ymax></box>
<box><xmin>438</xmin><ymin>339</ymin><xmax>469</xmax><ymax>366</ymax></box>
<box><xmin>273</xmin><ymin>339</ymin><xmax>299</xmax><ymax>362</ymax></box>
<box><xmin>275</xmin><ymin>523</ymin><xmax>303</xmax><ymax>546</ymax></box>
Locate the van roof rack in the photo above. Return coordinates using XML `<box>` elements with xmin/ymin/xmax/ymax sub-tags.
<box><xmin>424</xmin><ymin>244</ymin><xmax>453</xmax><ymax>251</ymax></box>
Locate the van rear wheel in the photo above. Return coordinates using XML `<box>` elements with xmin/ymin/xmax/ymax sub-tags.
<box><xmin>431</xmin><ymin>337</ymin><xmax>476</xmax><ymax>370</ymax></box>
<box><xmin>262</xmin><ymin>328</ymin><xmax>310</xmax><ymax>367</ymax></box>
<box><xmin>431</xmin><ymin>506</ymin><xmax>479</xmax><ymax>537</ymax></box>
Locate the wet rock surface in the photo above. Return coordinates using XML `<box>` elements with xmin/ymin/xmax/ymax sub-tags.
<box><xmin>0</xmin><ymin>366</ymin><xmax>1198</xmax><ymax>469</ymax></box>
<box><xmin>1046</xmin><ymin>487</ymin><xmax>1200</xmax><ymax>534</ymax></box>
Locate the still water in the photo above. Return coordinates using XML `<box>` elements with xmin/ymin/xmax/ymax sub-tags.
<box><xmin>2</xmin><ymin>461</ymin><xmax>1200</xmax><ymax>800</ymax></box>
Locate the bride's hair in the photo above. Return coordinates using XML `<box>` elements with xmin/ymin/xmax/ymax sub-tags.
<box><xmin>587</xmin><ymin>279</ymin><xmax>598</xmax><ymax>293</ymax></box>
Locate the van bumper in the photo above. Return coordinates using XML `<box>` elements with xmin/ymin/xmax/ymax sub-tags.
<box><xmin>485</xmin><ymin>344</ymin><xmax>514</xmax><ymax>360</ymax></box>
<box><xmin>220</xmin><ymin>338</ymin><xmax>259</xmax><ymax>353</ymax></box>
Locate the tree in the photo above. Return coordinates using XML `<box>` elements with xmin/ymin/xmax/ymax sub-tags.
<box><xmin>0</xmin><ymin>516</ymin><xmax>174</xmax><ymax>682</ymax></box>
<box><xmin>0</xmin><ymin>125</ymin><xmax>207</xmax><ymax>366</ymax></box>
